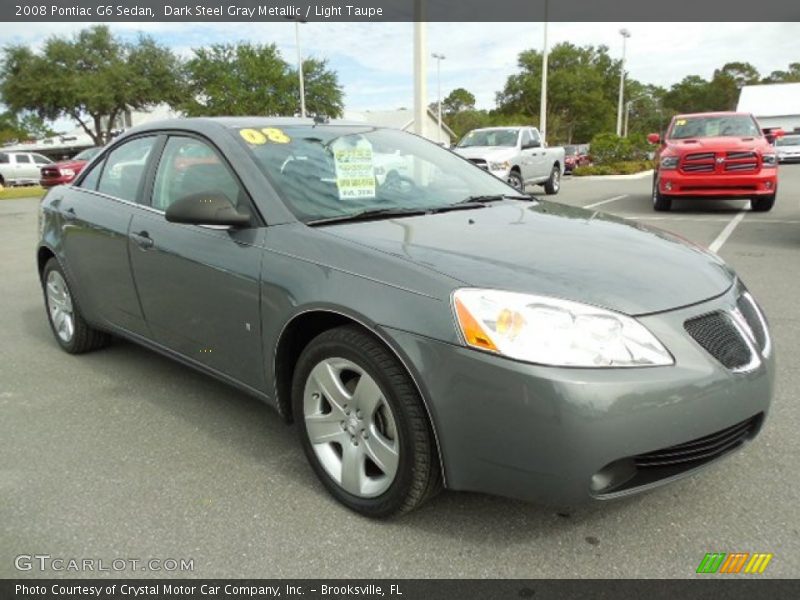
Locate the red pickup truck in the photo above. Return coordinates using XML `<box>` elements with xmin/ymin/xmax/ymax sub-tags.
<box><xmin>648</xmin><ymin>112</ymin><xmax>780</xmax><ymax>212</ymax></box>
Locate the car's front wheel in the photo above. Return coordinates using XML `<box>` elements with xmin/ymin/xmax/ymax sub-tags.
<box><xmin>652</xmin><ymin>175</ymin><xmax>672</xmax><ymax>211</ymax></box>
<box><xmin>751</xmin><ymin>194</ymin><xmax>776</xmax><ymax>212</ymax></box>
<box><xmin>292</xmin><ymin>325</ymin><xmax>441</xmax><ymax>518</ymax></box>
<box><xmin>507</xmin><ymin>170</ymin><xmax>524</xmax><ymax>191</ymax></box>
<box><xmin>42</xmin><ymin>258</ymin><xmax>109</xmax><ymax>353</ymax></box>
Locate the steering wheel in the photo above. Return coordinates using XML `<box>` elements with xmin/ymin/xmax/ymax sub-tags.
<box><xmin>382</xmin><ymin>170</ymin><xmax>420</xmax><ymax>195</ymax></box>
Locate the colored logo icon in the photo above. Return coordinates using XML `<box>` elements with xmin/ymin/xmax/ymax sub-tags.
<box><xmin>697</xmin><ymin>553</ymin><xmax>773</xmax><ymax>574</ymax></box>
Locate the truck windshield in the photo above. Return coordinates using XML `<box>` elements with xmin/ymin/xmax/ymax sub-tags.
<box><xmin>457</xmin><ymin>129</ymin><xmax>519</xmax><ymax>148</ymax></box>
<box><xmin>669</xmin><ymin>115</ymin><xmax>761</xmax><ymax>140</ymax></box>
<box><xmin>236</xmin><ymin>124</ymin><xmax>519</xmax><ymax>223</ymax></box>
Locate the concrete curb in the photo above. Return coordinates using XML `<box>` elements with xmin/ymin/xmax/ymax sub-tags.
<box><xmin>569</xmin><ymin>169</ymin><xmax>654</xmax><ymax>181</ymax></box>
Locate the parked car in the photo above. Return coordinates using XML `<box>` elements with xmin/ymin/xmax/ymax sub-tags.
<box><xmin>454</xmin><ymin>126</ymin><xmax>565</xmax><ymax>194</ymax></box>
<box><xmin>775</xmin><ymin>133</ymin><xmax>800</xmax><ymax>163</ymax></box>
<box><xmin>648</xmin><ymin>112</ymin><xmax>780</xmax><ymax>212</ymax></box>
<box><xmin>38</xmin><ymin>118</ymin><xmax>773</xmax><ymax>517</ymax></box>
<box><xmin>39</xmin><ymin>147</ymin><xmax>102</xmax><ymax>188</ymax></box>
<box><xmin>564</xmin><ymin>144</ymin><xmax>592</xmax><ymax>173</ymax></box>
<box><xmin>0</xmin><ymin>151</ymin><xmax>53</xmax><ymax>186</ymax></box>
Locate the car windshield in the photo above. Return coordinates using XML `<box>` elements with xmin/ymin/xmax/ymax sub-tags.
<box><xmin>73</xmin><ymin>147</ymin><xmax>100</xmax><ymax>161</ymax></box>
<box><xmin>238</xmin><ymin>124</ymin><xmax>519</xmax><ymax>223</ymax></box>
<box><xmin>776</xmin><ymin>134</ymin><xmax>800</xmax><ymax>147</ymax></box>
<box><xmin>564</xmin><ymin>145</ymin><xmax>577</xmax><ymax>156</ymax></box>
<box><xmin>669</xmin><ymin>115</ymin><xmax>761</xmax><ymax>140</ymax></box>
<box><xmin>457</xmin><ymin>129</ymin><xmax>519</xmax><ymax>148</ymax></box>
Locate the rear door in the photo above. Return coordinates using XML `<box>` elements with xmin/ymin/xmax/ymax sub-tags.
<box><xmin>128</xmin><ymin>134</ymin><xmax>266</xmax><ymax>390</ymax></box>
<box><xmin>13</xmin><ymin>154</ymin><xmax>38</xmax><ymax>182</ymax></box>
<box><xmin>58</xmin><ymin>135</ymin><xmax>160</xmax><ymax>335</ymax></box>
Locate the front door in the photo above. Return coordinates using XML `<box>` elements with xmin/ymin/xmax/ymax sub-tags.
<box><xmin>128</xmin><ymin>135</ymin><xmax>266</xmax><ymax>390</ymax></box>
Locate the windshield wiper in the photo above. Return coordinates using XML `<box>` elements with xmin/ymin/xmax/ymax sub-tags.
<box><xmin>307</xmin><ymin>207</ymin><xmax>430</xmax><ymax>226</ymax></box>
<box><xmin>454</xmin><ymin>194</ymin><xmax>533</xmax><ymax>205</ymax></box>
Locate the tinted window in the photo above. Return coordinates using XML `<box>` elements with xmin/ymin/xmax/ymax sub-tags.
<box><xmin>151</xmin><ymin>136</ymin><xmax>245</xmax><ymax>212</ymax></box>
<box><xmin>97</xmin><ymin>137</ymin><xmax>156</xmax><ymax>203</ymax></box>
<box><xmin>521</xmin><ymin>130</ymin><xmax>533</xmax><ymax>147</ymax></box>
<box><xmin>15</xmin><ymin>154</ymin><xmax>32</xmax><ymax>164</ymax></box>
<box><xmin>79</xmin><ymin>159</ymin><xmax>104</xmax><ymax>191</ymax></box>
<box><xmin>33</xmin><ymin>154</ymin><xmax>52</xmax><ymax>165</ymax></box>
<box><xmin>0</xmin><ymin>153</ymin><xmax>8</xmax><ymax>164</ymax></box>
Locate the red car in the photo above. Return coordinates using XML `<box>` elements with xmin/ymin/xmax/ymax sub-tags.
<box><xmin>648</xmin><ymin>112</ymin><xmax>780</xmax><ymax>212</ymax></box>
<box><xmin>39</xmin><ymin>147</ymin><xmax>101</xmax><ymax>188</ymax></box>
<box><xmin>563</xmin><ymin>144</ymin><xmax>591</xmax><ymax>173</ymax></box>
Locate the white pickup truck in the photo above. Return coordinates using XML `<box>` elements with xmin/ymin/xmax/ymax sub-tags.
<box><xmin>454</xmin><ymin>126</ymin><xmax>565</xmax><ymax>194</ymax></box>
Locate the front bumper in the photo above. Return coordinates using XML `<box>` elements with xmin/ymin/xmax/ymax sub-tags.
<box><xmin>383</xmin><ymin>285</ymin><xmax>774</xmax><ymax>507</ymax></box>
<box><xmin>658</xmin><ymin>169</ymin><xmax>777</xmax><ymax>197</ymax></box>
<box><xmin>40</xmin><ymin>176</ymin><xmax>73</xmax><ymax>188</ymax></box>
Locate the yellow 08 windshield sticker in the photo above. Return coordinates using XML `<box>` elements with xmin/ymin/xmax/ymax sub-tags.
<box><xmin>239</xmin><ymin>128</ymin><xmax>291</xmax><ymax>145</ymax></box>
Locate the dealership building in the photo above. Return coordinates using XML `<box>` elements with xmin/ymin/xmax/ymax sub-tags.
<box><xmin>737</xmin><ymin>82</ymin><xmax>800</xmax><ymax>132</ymax></box>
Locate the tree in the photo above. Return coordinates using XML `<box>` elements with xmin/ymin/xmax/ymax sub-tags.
<box><xmin>180</xmin><ymin>43</ymin><xmax>343</xmax><ymax>118</ymax></box>
<box><xmin>442</xmin><ymin>88</ymin><xmax>476</xmax><ymax>115</ymax></box>
<box><xmin>0</xmin><ymin>111</ymin><xmax>53</xmax><ymax>144</ymax></box>
<box><xmin>495</xmin><ymin>43</ymin><xmax>622</xmax><ymax>143</ymax></box>
<box><xmin>0</xmin><ymin>26</ymin><xmax>182</xmax><ymax>145</ymax></box>
<box><xmin>763</xmin><ymin>62</ymin><xmax>800</xmax><ymax>83</ymax></box>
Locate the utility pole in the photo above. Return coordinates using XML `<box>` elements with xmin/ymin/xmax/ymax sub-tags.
<box><xmin>616</xmin><ymin>28</ymin><xmax>631</xmax><ymax>137</ymax></box>
<box><xmin>413</xmin><ymin>18</ymin><xmax>427</xmax><ymax>139</ymax></box>
<box><xmin>295</xmin><ymin>21</ymin><xmax>306</xmax><ymax>118</ymax></box>
<box><xmin>539</xmin><ymin>1</ymin><xmax>549</xmax><ymax>143</ymax></box>
<box><xmin>432</xmin><ymin>52</ymin><xmax>446</xmax><ymax>143</ymax></box>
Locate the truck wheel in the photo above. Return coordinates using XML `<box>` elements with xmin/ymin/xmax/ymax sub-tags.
<box><xmin>652</xmin><ymin>176</ymin><xmax>672</xmax><ymax>212</ymax></box>
<box><xmin>507</xmin><ymin>170</ymin><xmax>524</xmax><ymax>191</ymax></box>
<box><xmin>751</xmin><ymin>194</ymin><xmax>776</xmax><ymax>212</ymax></box>
<box><xmin>543</xmin><ymin>165</ymin><xmax>561</xmax><ymax>195</ymax></box>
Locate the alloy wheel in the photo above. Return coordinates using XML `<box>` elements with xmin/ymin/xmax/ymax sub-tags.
<box><xmin>303</xmin><ymin>357</ymin><xmax>399</xmax><ymax>498</ymax></box>
<box><xmin>46</xmin><ymin>270</ymin><xmax>75</xmax><ymax>343</ymax></box>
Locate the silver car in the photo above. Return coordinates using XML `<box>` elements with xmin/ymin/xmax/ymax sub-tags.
<box><xmin>776</xmin><ymin>133</ymin><xmax>800</xmax><ymax>163</ymax></box>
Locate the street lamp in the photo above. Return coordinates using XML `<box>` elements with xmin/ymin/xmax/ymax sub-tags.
<box><xmin>431</xmin><ymin>52</ymin><xmax>446</xmax><ymax>144</ymax></box>
<box><xmin>285</xmin><ymin>17</ymin><xmax>307</xmax><ymax>118</ymax></box>
<box><xmin>615</xmin><ymin>28</ymin><xmax>631</xmax><ymax>137</ymax></box>
<box><xmin>540</xmin><ymin>1</ymin><xmax>549</xmax><ymax>144</ymax></box>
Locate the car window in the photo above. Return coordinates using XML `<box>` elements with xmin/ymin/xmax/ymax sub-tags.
<box><xmin>0</xmin><ymin>153</ymin><xmax>8</xmax><ymax>164</ymax></box>
<box><xmin>15</xmin><ymin>154</ymin><xmax>32</xmax><ymax>164</ymax></box>
<box><xmin>97</xmin><ymin>137</ymin><xmax>156</xmax><ymax>203</ymax></box>
<box><xmin>33</xmin><ymin>154</ymin><xmax>52</xmax><ymax>165</ymax></box>
<box><xmin>151</xmin><ymin>136</ymin><xmax>245</xmax><ymax>213</ymax></box>
<box><xmin>79</xmin><ymin>159</ymin><xmax>104</xmax><ymax>191</ymax></box>
<box><xmin>530</xmin><ymin>129</ymin><xmax>541</xmax><ymax>146</ymax></box>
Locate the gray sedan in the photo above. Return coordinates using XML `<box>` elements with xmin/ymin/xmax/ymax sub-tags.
<box><xmin>37</xmin><ymin>118</ymin><xmax>774</xmax><ymax>517</ymax></box>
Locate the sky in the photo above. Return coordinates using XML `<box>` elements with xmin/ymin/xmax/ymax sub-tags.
<box><xmin>3</xmin><ymin>21</ymin><xmax>799</xmax><ymax>132</ymax></box>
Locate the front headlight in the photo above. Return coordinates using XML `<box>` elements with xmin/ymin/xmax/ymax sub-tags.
<box><xmin>761</xmin><ymin>153</ymin><xmax>777</xmax><ymax>167</ymax></box>
<box><xmin>659</xmin><ymin>156</ymin><xmax>679</xmax><ymax>170</ymax></box>
<box><xmin>489</xmin><ymin>160</ymin><xmax>511</xmax><ymax>171</ymax></box>
<box><xmin>453</xmin><ymin>289</ymin><xmax>673</xmax><ymax>367</ymax></box>
<box><xmin>60</xmin><ymin>168</ymin><xmax>76</xmax><ymax>177</ymax></box>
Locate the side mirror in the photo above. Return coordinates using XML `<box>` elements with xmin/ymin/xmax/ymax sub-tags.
<box><xmin>647</xmin><ymin>133</ymin><xmax>661</xmax><ymax>144</ymax></box>
<box><xmin>165</xmin><ymin>192</ymin><xmax>251</xmax><ymax>228</ymax></box>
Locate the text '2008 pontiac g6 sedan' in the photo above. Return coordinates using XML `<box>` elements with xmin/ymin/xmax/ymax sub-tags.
<box><xmin>37</xmin><ymin>118</ymin><xmax>774</xmax><ymax>517</ymax></box>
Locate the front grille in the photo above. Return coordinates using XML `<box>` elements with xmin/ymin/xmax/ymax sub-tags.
<box><xmin>634</xmin><ymin>415</ymin><xmax>761</xmax><ymax>469</ymax></box>
<box><xmin>41</xmin><ymin>167</ymin><xmax>59</xmax><ymax>178</ymax></box>
<box><xmin>468</xmin><ymin>159</ymin><xmax>488</xmax><ymax>170</ymax></box>
<box><xmin>683</xmin><ymin>163</ymin><xmax>714</xmax><ymax>173</ymax></box>
<box><xmin>685</xmin><ymin>152</ymin><xmax>715</xmax><ymax>161</ymax></box>
<box><xmin>684</xmin><ymin>312</ymin><xmax>751</xmax><ymax>370</ymax></box>
<box><xmin>681</xmin><ymin>152</ymin><xmax>716</xmax><ymax>174</ymax></box>
<box><xmin>727</xmin><ymin>151</ymin><xmax>756</xmax><ymax>160</ymax></box>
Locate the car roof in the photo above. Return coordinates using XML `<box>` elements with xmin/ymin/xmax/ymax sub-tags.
<box><xmin>674</xmin><ymin>111</ymin><xmax>753</xmax><ymax>119</ymax></box>
<box><xmin>126</xmin><ymin>116</ymin><xmax>386</xmax><ymax>136</ymax></box>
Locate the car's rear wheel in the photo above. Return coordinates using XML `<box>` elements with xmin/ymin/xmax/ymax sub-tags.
<box><xmin>751</xmin><ymin>194</ymin><xmax>776</xmax><ymax>212</ymax></box>
<box><xmin>507</xmin><ymin>170</ymin><xmax>524</xmax><ymax>191</ymax></box>
<box><xmin>543</xmin><ymin>164</ymin><xmax>561</xmax><ymax>195</ymax></box>
<box><xmin>292</xmin><ymin>325</ymin><xmax>441</xmax><ymax>518</ymax></box>
<box><xmin>652</xmin><ymin>176</ymin><xmax>672</xmax><ymax>211</ymax></box>
<box><xmin>42</xmin><ymin>258</ymin><xmax>109</xmax><ymax>354</ymax></box>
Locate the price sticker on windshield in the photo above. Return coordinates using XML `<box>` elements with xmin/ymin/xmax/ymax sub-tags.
<box><xmin>239</xmin><ymin>128</ymin><xmax>291</xmax><ymax>145</ymax></box>
<box><xmin>332</xmin><ymin>137</ymin><xmax>376</xmax><ymax>200</ymax></box>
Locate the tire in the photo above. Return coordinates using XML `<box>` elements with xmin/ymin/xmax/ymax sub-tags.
<box><xmin>751</xmin><ymin>194</ymin><xmax>776</xmax><ymax>212</ymax></box>
<box><xmin>292</xmin><ymin>325</ymin><xmax>441</xmax><ymax>518</ymax></box>
<box><xmin>652</xmin><ymin>175</ymin><xmax>672</xmax><ymax>212</ymax></box>
<box><xmin>507</xmin><ymin>169</ymin><xmax>524</xmax><ymax>191</ymax></box>
<box><xmin>42</xmin><ymin>258</ymin><xmax>110</xmax><ymax>354</ymax></box>
<box><xmin>543</xmin><ymin>164</ymin><xmax>561</xmax><ymax>195</ymax></box>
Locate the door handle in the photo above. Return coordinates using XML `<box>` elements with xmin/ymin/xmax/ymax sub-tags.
<box><xmin>63</xmin><ymin>207</ymin><xmax>76</xmax><ymax>222</ymax></box>
<box><xmin>130</xmin><ymin>230</ymin><xmax>154</xmax><ymax>250</ymax></box>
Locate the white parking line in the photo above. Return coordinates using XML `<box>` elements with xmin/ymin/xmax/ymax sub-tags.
<box><xmin>708</xmin><ymin>210</ymin><xmax>747</xmax><ymax>254</ymax></box>
<box><xmin>583</xmin><ymin>194</ymin><xmax>628</xmax><ymax>209</ymax></box>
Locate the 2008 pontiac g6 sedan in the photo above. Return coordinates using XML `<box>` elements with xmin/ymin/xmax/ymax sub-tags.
<box><xmin>37</xmin><ymin>118</ymin><xmax>774</xmax><ymax>517</ymax></box>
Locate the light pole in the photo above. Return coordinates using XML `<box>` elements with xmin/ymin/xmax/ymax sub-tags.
<box><xmin>294</xmin><ymin>21</ymin><xmax>307</xmax><ymax>118</ymax></box>
<box><xmin>432</xmin><ymin>52</ymin><xmax>446</xmax><ymax>143</ymax></box>
<box><xmin>540</xmin><ymin>2</ymin><xmax>549</xmax><ymax>144</ymax></box>
<box><xmin>615</xmin><ymin>28</ymin><xmax>631</xmax><ymax>137</ymax></box>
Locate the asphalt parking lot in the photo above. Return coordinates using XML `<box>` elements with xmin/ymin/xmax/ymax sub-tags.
<box><xmin>2</xmin><ymin>166</ymin><xmax>799</xmax><ymax>579</ymax></box>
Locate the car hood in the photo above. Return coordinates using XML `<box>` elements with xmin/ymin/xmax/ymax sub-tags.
<box><xmin>454</xmin><ymin>146</ymin><xmax>518</xmax><ymax>161</ymax></box>
<box><xmin>665</xmin><ymin>136</ymin><xmax>769</xmax><ymax>153</ymax></box>
<box><xmin>322</xmin><ymin>201</ymin><xmax>734</xmax><ymax>315</ymax></box>
<box><xmin>51</xmin><ymin>159</ymin><xmax>88</xmax><ymax>170</ymax></box>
